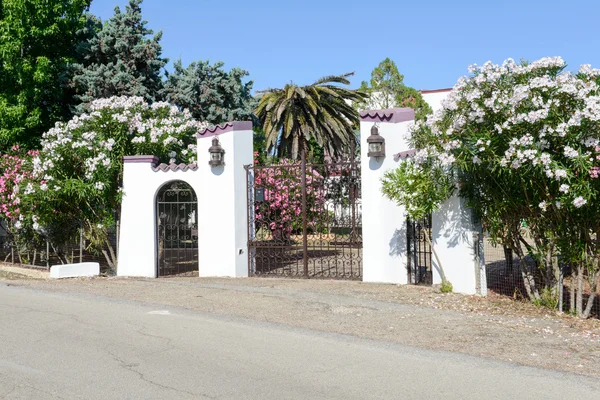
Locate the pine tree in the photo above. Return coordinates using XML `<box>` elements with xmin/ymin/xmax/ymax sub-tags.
<box><xmin>162</xmin><ymin>60</ymin><xmax>255</xmax><ymax>124</ymax></box>
<box><xmin>358</xmin><ymin>58</ymin><xmax>432</xmax><ymax>121</ymax></box>
<box><xmin>0</xmin><ymin>0</ymin><xmax>91</xmax><ymax>150</ymax></box>
<box><xmin>71</xmin><ymin>0</ymin><xmax>166</xmax><ymax>111</ymax></box>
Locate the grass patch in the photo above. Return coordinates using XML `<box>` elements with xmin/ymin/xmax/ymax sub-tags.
<box><xmin>0</xmin><ymin>270</ymin><xmax>31</xmax><ymax>280</ymax></box>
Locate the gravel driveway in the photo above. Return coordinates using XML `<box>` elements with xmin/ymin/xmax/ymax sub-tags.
<box><xmin>3</xmin><ymin>271</ymin><xmax>600</xmax><ymax>379</ymax></box>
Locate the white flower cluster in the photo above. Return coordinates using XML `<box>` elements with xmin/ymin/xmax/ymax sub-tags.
<box><xmin>31</xmin><ymin>96</ymin><xmax>208</xmax><ymax>198</ymax></box>
<box><xmin>415</xmin><ymin>56</ymin><xmax>600</xmax><ymax>210</ymax></box>
<box><xmin>89</xmin><ymin>96</ymin><xmax>147</xmax><ymax>112</ymax></box>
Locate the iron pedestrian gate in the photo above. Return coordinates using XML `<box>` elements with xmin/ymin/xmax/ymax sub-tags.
<box><xmin>407</xmin><ymin>215</ymin><xmax>433</xmax><ymax>285</ymax></box>
<box><xmin>156</xmin><ymin>181</ymin><xmax>199</xmax><ymax>277</ymax></box>
<box><xmin>245</xmin><ymin>161</ymin><xmax>362</xmax><ymax>280</ymax></box>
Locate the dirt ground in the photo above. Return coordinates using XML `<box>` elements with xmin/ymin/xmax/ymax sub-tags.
<box><xmin>2</xmin><ymin>269</ymin><xmax>600</xmax><ymax>379</ymax></box>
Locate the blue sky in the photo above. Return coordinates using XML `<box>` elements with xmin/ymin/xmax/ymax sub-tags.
<box><xmin>90</xmin><ymin>0</ymin><xmax>599</xmax><ymax>92</ymax></box>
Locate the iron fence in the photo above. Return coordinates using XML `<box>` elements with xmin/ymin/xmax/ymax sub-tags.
<box><xmin>246</xmin><ymin>161</ymin><xmax>362</xmax><ymax>279</ymax></box>
<box><xmin>483</xmin><ymin>237</ymin><xmax>600</xmax><ymax>317</ymax></box>
<box><xmin>0</xmin><ymin>222</ymin><xmax>118</xmax><ymax>272</ymax></box>
<box><xmin>407</xmin><ymin>216</ymin><xmax>433</xmax><ymax>285</ymax></box>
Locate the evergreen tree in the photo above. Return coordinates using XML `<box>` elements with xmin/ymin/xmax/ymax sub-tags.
<box><xmin>0</xmin><ymin>0</ymin><xmax>91</xmax><ymax>150</ymax></box>
<box><xmin>71</xmin><ymin>0</ymin><xmax>166</xmax><ymax>111</ymax></box>
<box><xmin>163</xmin><ymin>60</ymin><xmax>255</xmax><ymax>124</ymax></box>
<box><xmin>358</xmin><ymin>58</ymin><xmax>432</xmax><ymax>121</ymax></box>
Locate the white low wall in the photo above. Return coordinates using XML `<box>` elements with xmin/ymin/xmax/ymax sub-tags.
<box><xmin>50</xmin><ymin>262</ymin><xmax>99</xmax><ymax>279</ymax></box>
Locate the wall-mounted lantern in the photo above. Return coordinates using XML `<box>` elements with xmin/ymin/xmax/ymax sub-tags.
<box><xmin>367</xmin><ymin>125</ymin><xmax>385</xmax><ymax>159</ymax></box>
<box><xmin>208</xmin><ymin>136</ymin><xmax>225</xmax><ymax>167</ymax></box>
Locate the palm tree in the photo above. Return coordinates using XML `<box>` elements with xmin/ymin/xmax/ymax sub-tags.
<box><xmin>255</xmin><ymin>72</ymin><xmax>366</xmax><ymax>161</ymax></box>
<box><xmin>255</xmin><ymin>73</ymin><xmax>366</xmax><ymax>276</ymax></box>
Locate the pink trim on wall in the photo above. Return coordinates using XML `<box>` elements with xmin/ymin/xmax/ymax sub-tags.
<box><xmin>419</xmin><ymin>88</ymin><xmax>452</xmax><ymax>94</ymax></box>
<box><xmin>152</xmin><ymin>163</ymin><xmax>198</xmax><ymax>172</ymax></box>
<box><xmin>123</xmin><ymin>155</ymin><xmax>159</xmax><ymax>165</ymax></box>
<box><xmin>360</xmin><ymin>108</ymin><xmax>415</xmax><ymax>123</ymax></box>
<box><xmin>394</xmin><ymin>149</ymin><xmax>416</xmax><ymax>159</ymax></box>
<box><xmin>196</xmin><ymin>121</ymin><xmax>253</xmax><ymax>138</ymax></box>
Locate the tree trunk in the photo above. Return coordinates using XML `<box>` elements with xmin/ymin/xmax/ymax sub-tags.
<box><xmin>577</xmin><ymin>263</ymin><xmax>584</xmax><ymax>316</ymax></box>
<box><xmin>102</xmin><ymin>250</ymin><xmax>114</xmax><ymax>271</ymax></box>
<box><xmin>102</xmin><ymin>239</ymin><xmax>118</xmax><ymax>272</ymax></box>
<box><xmin>49</xmin><ymin>242</ymin><xmax>67</xmax><ymax>265</ymax></box>
<box><xmin>543</xmin><ymin>246</ymin><xmax>560</xmax><ymax>307</ymax></box>
<box><xmin>582</xmin><ymin>270</ymin><xmax>599</xmax><ymax>319</ymax></box>
<box><xmin>545</xmin><ymin>246</ymin><xmax>560</xmax><ymax>296</ymax></box>
<box><xmin>423</xmin><ymin>230</ymin><xmax>450</xmax><ymax>288</ymax></box>
<box><xmin>503</xmin><ymin>246</ymin><xmax>513</xmax><ymax>274</ymax></box>
<box><xmin>570</xmin><ymin>268</ymin><xmax>576</xmax><ymax>314</ymax></box>
<box><xmin>513</xmin><ymin>244</ymin><xmax>540</xmax><ymax>301</ymax></box>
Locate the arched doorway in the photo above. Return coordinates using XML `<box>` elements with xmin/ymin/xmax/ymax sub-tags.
<box><xmin>156</xmin><ymin>181</ymin><xmax>198</xmax><ymax>277</ymax></box>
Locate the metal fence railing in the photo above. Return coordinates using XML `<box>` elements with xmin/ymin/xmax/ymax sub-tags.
<box><xmin>0</xmin><ymin>224</ymin><xmax>118</xmax><ymax>272</ymax></box>
<box><xmin>484</xmin><ymin>237</ymin><xmax>599</xmax><ymax>317</ymax></box>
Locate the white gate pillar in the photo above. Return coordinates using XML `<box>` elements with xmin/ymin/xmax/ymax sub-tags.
<box><xmin>360</xmin><ymin>108</ymin><xmax>415</xmax><ymax>284</ymax></box>
<box><xmin>118</xmin><ymin>155</ymin><xmax>161</xmax><ymax>277</ymax></box>
<box><xmin>195</xmin><ymin>121</ymin><xmax>254</xmax><ymax>277</ymax></box>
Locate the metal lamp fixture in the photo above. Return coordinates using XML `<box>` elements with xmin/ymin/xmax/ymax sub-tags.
<box><xmin>366</xmin><ymin>125</ymin><xmax>385</xmax><ymax>159</ymax></box>
<box><xmin>208</xmin><ymin>136</ymin><xmax>225</xmax><ymax>167</ymax></box>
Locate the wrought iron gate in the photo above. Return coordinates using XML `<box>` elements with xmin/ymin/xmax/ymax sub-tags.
<box><xmin>156</xmin><ymin>181</ymin><xmax>198</xmax><ymax>277</ymax></box>
<box><xmin>407</xmin><ymin>215</ymin><xmax>433</xmax><ymax>285</ymax></box>
<box><xmin>246</xmin><ymin>161</ymin><xmax>362</xmax><ymax>279</ymax></box>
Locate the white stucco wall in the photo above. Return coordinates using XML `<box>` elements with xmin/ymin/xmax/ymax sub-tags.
<box><xmin>360</xmin><ymin>105</ymin><xmax>484</xmax><ymax>295</ymax></box>
<box><xmin>421</xmin><ymin>89</ymin><xmax>486</xmax><ymax>294</ymax></box>
<box><xmin>432</xmin><ymin>194</ymin><xmax>481</xmax><ymax>294</ymax></box>
<box><xmin>117</xmin><ymin>160</ymin><xmax>203</xmax><ymax>278</ymax></box>
<box><xmin>117</xmin><ymin>122</ymin><xmax>253</xmax><ymax>278</ymax></box>
<box><xmin>421</xmin><ymin>90</ymin><xmax>451</xmax><ymax>113</ymax></box>
<box><xmin>360</xmin><ymin>113</ymin><xmax>412</xmax><ymax>285</ymax></box>
<box><xmin>195</xmin><ymin>126</ymin><xmax>253</xmax><ymax>278</ymax></box>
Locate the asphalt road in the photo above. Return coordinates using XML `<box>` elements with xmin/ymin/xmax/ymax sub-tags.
<box><xmin>0</xmin><ymin>283</ymin><xmax>599</xmax><ymax>399</ymax></box>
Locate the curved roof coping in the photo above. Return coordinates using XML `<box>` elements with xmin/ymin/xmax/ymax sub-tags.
<box><xmin>196</xmin><ymin>121</ymin><xmax>253</xmax><ymax>138</ymax></box>
<box><xmin>359</xmin><ymin>108</ymin><xmax>414</xmax><ymax>123</ymax></box>
<box><xmin>420</xmin><ymin>88</ymin><xmax>452</xmax><ymax>94</ymax></box>
<box><xmin>393</xmin><ymin>149</ymin><xmax>416</xmax><ymax>160</ymax></box>
<box><xmin>123</xmin><ymin>155</ymin><xmax>159</xmax><ymax>165</ymax></box>
<box><xmin>152</xmin><ymin>163</ymin><xmax>198</xmax><ymax>172</ymax></box>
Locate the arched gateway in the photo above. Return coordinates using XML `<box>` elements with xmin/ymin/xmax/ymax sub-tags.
<box><xmin>156</xmin><ymin>180</ymin><xmax>198</xmax><ymax>276</ymax></box>
<box><xmin>117</xmin><ymin>122</ymin><xmax>253</xmax><ymax>279</ymax></box>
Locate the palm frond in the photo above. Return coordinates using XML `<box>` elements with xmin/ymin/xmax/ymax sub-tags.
<box><xmin>312</xmin><ymin>72</ymin><xmax>355</xmax><ymax>86</ymax></box>
<box><xmin>254</xmin><ymin>73</ymin><xmax>363</xmax><ymax>160</ymax></box>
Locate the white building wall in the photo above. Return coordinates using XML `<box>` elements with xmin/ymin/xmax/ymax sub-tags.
<box><xmin>421</xmin><ymin>89</ymin><xmax>451</xmax><ymax>113</ymax></box>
